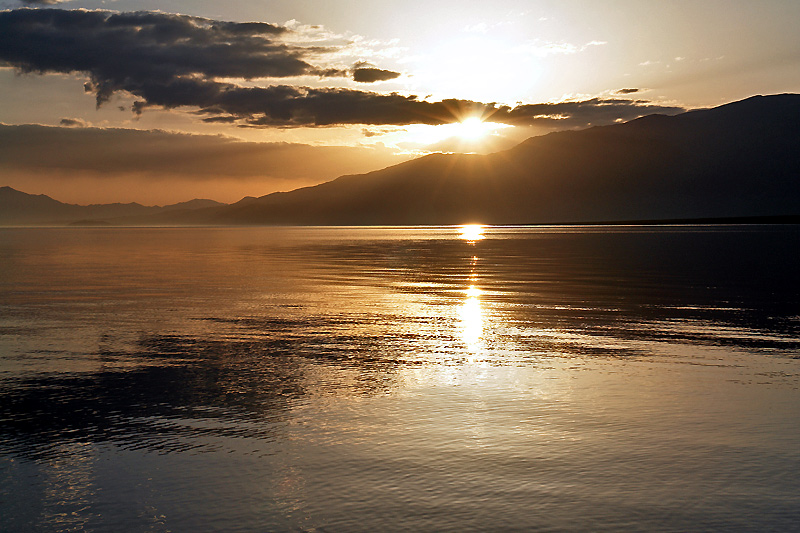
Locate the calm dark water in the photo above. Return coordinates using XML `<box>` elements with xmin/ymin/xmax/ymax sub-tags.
<box><xmin>1</xmin><ymin>225</ymin><xmax>799</xmax><ymax>532</ymax></box>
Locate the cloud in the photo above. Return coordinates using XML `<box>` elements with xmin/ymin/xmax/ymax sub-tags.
<box><xmin>0</xmin><ymin>9</ymin><xmax>684</xmax><ymax>128</ymax></box>
<box><xmin>353</xmin><ymin>67</ymin><xmax>401</xmax><ymax>83</ymax></box>
<box><xmin>462</xmin><ymin>23</ymin><xmax>490</xmax><ymax>34</ymax></box>
<box><xmin>0</xmin><ymin>123</ymin><xmax>401</xmax><ymax>178</ymax></box>
<box><xmin>0</xmin><ymin>123</ymin><xmax>408</xmax><ymax>203</ymax></box>
<box><xmin>59</xmin><ymin>117</ymin><xmax>89</xmax><ymax>127</ymax></box>
<box><xmin>158</xmin><ymin>81</ymin><xmax>683</xmax><ymax>128</ymax></box>
<box><xmin>516</xmin><ymin>39</ymin><xmax>607</xmax><ymax>57</ymax></box>
<box><xmin>362</xmin><ymin>127</ymin><xmax>394</xmax><ymax>138</ymax></box>
<box><xmin>497</xmin><ymin>98</ymin><xmax>684</xmax><ymax>127</ymax></box>
<box><xmin>17</xmin><ymin>0</ymin><xmax>68</xmax><ymax>4</ymax></box>
<box><xmin>0</xmin><ymin>8</ymin><xmax>346</xmax><ymax>105</ymax></box>
<box><xmin>615</xmin><ymin>88</ymin><xmax>642</xmax><ymax>95</ymax></box>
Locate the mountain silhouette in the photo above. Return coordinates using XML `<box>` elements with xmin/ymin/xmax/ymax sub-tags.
<box><xmin>0</xmin><ymin>186</ymin><xmax>225</xmax><ymax>225</ymax></box>
<box><xmin>3</xmin><ymin>94</ymin><xmax>798</xmax><ymax>226</ymax></box>
<box><xmin>205</xmin><ymin>94</ymin><xmax>799</xmax><ymax>225</ymax></box>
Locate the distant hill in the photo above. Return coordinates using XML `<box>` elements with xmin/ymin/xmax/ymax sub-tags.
<box><xmin>4</xmin><ymin>94</ymin><xmax>798</xmax><ymax>226</ymax></box>
<box><xmin>0</xmin><ymin>186</ymin><xmax>225</xmax><ymax>225</ymax></box>
<box><xmin>203</xmin><ymin>94</ymin><xmax>799</xmax><ymax>225</ymax></box>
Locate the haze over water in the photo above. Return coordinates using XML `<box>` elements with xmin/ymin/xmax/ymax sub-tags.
<box><xmin>1</xmin><ymin>225</ymin><xmax>799</xmax><ymax>531</ymax></box>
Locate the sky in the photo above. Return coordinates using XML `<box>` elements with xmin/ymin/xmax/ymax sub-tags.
<box><xmin>1</xmin><ymin>0</ymin><xmax>798</xmax><ymax>204</ymax></box>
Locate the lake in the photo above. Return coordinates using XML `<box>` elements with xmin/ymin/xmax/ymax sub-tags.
<box><xmin>1</xmin><ymin>225</ymin><xmax>799</xmax><ymax>531</ymax></box>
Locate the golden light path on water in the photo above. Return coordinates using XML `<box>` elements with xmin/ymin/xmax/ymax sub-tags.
<box><xmin>457</xmin><ymin>225</ymin><xmax>486</xmax><ymax>357</ymax></box>
<box><xmin>460</xmin><ymin>285</ymin><xmax>483</xmax><ymax>354</ymax></box>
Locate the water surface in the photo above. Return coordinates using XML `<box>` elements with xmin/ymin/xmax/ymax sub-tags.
<box><xmin>1</xmin><ymin>225</ymin><xmax>799</xmax><ymax>531</ymax></box>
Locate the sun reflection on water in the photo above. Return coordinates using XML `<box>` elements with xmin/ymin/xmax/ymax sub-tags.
<box><xmin>459</xmin><ymin>224</ymin><xmax>485</xmax><ymax>242</ymax></box>
<box><xmin>459</xmin><ymin>285</ymin><xmax>483</xmax><ymax>352</ymax></box>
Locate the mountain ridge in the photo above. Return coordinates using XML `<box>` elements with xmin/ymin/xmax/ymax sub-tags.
<box><xmin>0</xmin><ymin>186</ymin><xmax>226</xmax><ymax>225</ymax></box>
<box><xmin>2</xmin><ymin>93</ymin><xmax>798</xmax><ymax>226</ymax></box>
<box><xmin>206</xmin><ymin>93</ymin><xmax>799</xmax><ymax>225</ymax></box>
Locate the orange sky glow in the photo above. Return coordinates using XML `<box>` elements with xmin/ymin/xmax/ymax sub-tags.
<box><xmin>0</xmin><ymin>0</ymin><xmax>798</xmax><ymax>204</ymax></box>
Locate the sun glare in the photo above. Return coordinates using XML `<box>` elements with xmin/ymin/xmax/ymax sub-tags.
<box><xmin>456</xmin><ymin>117</ymin><xmax>491</xmax><ymax>141</ymax></box>
<box><xmin>392</xmin><ymin>119</ymin><xmax>511</xmax><ymax>153</ymax></box>
<box><xmin>459</xmin><ymin>224</ymin><xmax>485</xmax><ymax>242</ymax></box>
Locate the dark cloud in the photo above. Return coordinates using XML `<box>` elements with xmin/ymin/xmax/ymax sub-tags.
<box><xmin>353</xmin><ymin>67</ymin><xmax>401</xmax><ymax>83</ymax></box>
<box><xmin>361</xmin><ymin>128</ymin><xmax>394</xmax><ymax>138</ymax></box>
<box><xmin>59</xmin><ymin>117</ymin><xmax>88</xmax><ymax>127</ymax></box>
<box><xmin>498</xmin><ymin>98</ymin><xmax>685</xmax><ymax>127</ymax></box>
<box><xmin>0</xmin><ymin>8</ymin><xmax>685</xmax><ymax>128</ymax></box>
<box><xmin>200</xmin><ymin>86</ymin><xmax>501</xmax><ymax>126</ymax></box>
<box><xmin>0</xmin><ymin>8</ymin><xmax>344</xmax><ymax>106</ymax></box>
<box><xmin>228</xmin><ymin>90</ymin><xmax>684</xmax><ymax>128</ymax></box>
<box><xmin>616</xmin><ymin>88</ymin><xmax>642</xmax><ymax>94</ymax></box>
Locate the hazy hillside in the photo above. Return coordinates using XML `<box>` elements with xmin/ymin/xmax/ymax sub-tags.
<box><xmin>0</xmin><ymin>186</ymin><xmax>225</xmax><ymax>225</ymax></box>
<box><xmin>207</xmin><ymin>94</ymin><xmax>799</xmax><ymax>225</ymax></box>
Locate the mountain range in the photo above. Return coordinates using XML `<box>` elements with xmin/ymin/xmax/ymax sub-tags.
<box><xmin>2</xmin><ymin>94</ymin><xmax>798</xmax><ymax>226</ymax></box>
<box><xmin>0</xmin><ymin>186</ymin><xmax>224</xmax><ymax>225</ymax></box>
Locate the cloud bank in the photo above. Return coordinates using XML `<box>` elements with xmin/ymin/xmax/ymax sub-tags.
<box><xmin>0</xmin><ymin>8</ymin><xmax>684</xmax><ymax>127</ymax></box>
<box><xmin>0</xmin><ymin>123</ymin><xmax>408</xmax><ymax>203</ymax></box>
<box><xmin>0</xmin><ymin>123</ymin><xmax>401</xmax><ymax>178</ymax></box>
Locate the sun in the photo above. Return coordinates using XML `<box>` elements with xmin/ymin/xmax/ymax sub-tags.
<box><xmin>386</xmin><ymin>117</ymin><xmax>511</xmax><ymax>154</ymax></box>
<box><xmin>456</xmin><ymin>117</ymin><xmax>492</xmax><ymax>141</ymax></box>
